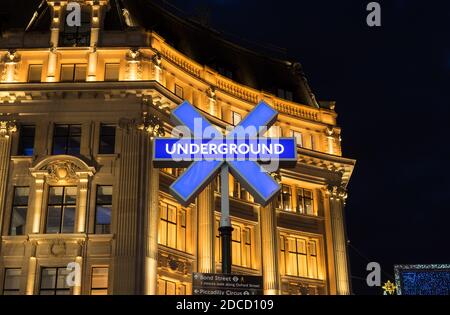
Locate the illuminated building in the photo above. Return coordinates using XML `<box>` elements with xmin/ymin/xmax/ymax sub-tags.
<box><xmin>0</xmin><ymin>0</ymin><xmax>355</xmax><ymax>295</ymax></box>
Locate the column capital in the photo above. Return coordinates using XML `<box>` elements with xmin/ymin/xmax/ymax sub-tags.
<box><xmin>0</xmin><ymin>119</ymin><xmax>17</xmax><ymax>139</ymax></box>
<box><xmin>326</xmin><ymin>185</ymin><xmax>347</xmax><ymax>201</ymax></box>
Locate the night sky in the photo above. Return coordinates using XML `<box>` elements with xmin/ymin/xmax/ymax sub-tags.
<box><xmin>166</xmin><ymin>0</ymin><xmax>450</xmax><ymax>294</ymax></box>
<box><xmin>2</xmin><ymin>0</ymin><xmax>449</xmax><ymax>295</ymax></box>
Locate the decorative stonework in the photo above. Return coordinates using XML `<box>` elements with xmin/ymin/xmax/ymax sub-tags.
<box><xmin>327</xmin><ymin>185</ymin><xmax>347</xmax><ymax>201</ymax></box>
<box><xmin>1</xmin><ymin>50</ymin><xmax>21</xmax><ymax>82</ymax></box>
<box><xmin>158</xmin><ymin>252</ymin><xmax>192</xmax><ymax>275</ymax></box>
<box><xmin>50</xmin><ymin>239</ymin><xmax>66</xmax><ymax>257</ymax></box>
<box><xmin>30</xmin><ymin>155</ymin><xmax>95</xmax><ymax>184</ymax></box>
<box><xmin>125</xmin><ymin>49</ymin><xmax>143</xmax><ymax>80</ymax></box>
<box><xmin>0</xmin><ymin>119</ymin><xmax>17</xmax><ymax>138</ymax></box>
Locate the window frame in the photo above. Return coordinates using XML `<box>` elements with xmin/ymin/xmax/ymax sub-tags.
<box><xmin>39</xmin><ymin>267</ymin><xmax>71</xmax><ymax>295</ymax></box>
<box><xmin>98</xmin><ymin>123</ymin><xmax>116</xmax><ymax>154</ymax></box>
<box><xmin>52</xmin><ymin>124</ymin><xmax>82</xmax><ymax>155</ymax></box>
<box><xmin>296</xmin><ymin>187</ymin><xmax>314</xmax><ymax>216</ymax></box>
<box><xmin>104</xmin><ymin>63</ymin><xmax>120</xmax><ymax>82</ymax></box>
<box><xmin>17</xmin><ymin>125</ymin><xmax>36</xmax><ymax>156</ymax></box>
<box><xmin>174</xmin><ymin>84</ymin><xmax>184</xmax><ymax>98</ymax></box>
<box><xmin>27</xmin><ymin>64</ymin><xmax>43</xmax><ymax>83</ymax></box>
<box><xmin>45</xmin><ymin>186</ymin><xmax>77</xmax><ymax>234</ymax></box>
<box><xmin>2</xmin><ymin>268</ymin><xmax>21</xmax><ymax>295</ymax></box>
<box><xmin>158</xmin><ymin>201</ymin><xmax>187</xmax><ymax>252</ymax></box>
<box><xmin>60</xmin><ymin>64</ymin><xmax>87</xmax><ymax>82</ymax></box>
<box><xmin>90</xmin><ymin>267</ymin><xmax>109</xmax><ymax>295</ymax></box>
<box><xmin>9</xmin><ymin>186</ymin><xmax>30</xmax><ymax>236</ymax></box>
<box><xmin>94</xmin><ymin>185</ymin><xmax>113</xmax><ymax>234</ymax></box>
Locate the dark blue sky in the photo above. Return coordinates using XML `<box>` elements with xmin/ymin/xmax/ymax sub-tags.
<box><xmin>166</xmin><ymin>0</ymin><xmax>450</xmax><ymax>294</ymax></box>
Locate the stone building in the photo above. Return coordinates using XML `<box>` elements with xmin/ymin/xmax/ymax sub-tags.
<box><xmin>0</xmin><ymin>0</ymin><xmax>355</xmax><ymax>295</ymax></box>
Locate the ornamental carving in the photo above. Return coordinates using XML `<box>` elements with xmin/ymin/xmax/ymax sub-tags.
<box><xmin>0</xmin><ymin>120</ymin><xmax>17</xmax><ymax>138</ymax></box>
<box><xmin>30</xmin><ymin>155</ymin><xmax>95</xmax><ymax>184</ymax></box>
<box><xmin>50</xmin><ymin>239</ymin><xmax>66</xmax><ymax>257</ymax></box>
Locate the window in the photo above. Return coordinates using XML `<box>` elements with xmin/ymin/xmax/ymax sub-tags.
<box><xmin>27</xmin><ymin>64</ymin><xmax>42</xmax><ymax>82</ymax></box>
<box><xmin>310</xmin><ymin>134</ymin><xmax>315</xmax><ymax>150</ymax></box>
<box><xmin>98</xmin><ymin>124</ymin><xmax>116</xmax><ymax>154</ymax></box>
<box><xmin>280</xmin><ymin>235</ymin><xmax>320</xmax><ymax>279</ymax></box>
<box><xmin>174</xmin><ymin>84</ymin><xmax>184</xmax><ymax>98</ymax></box>
<box><xmin>277</xmin><ymin>88</ymin><xmax>293</xmax><ymax>101</ymax></box>
<box><xmin>59</xmin><ymin>7</ymin><xmax>91</xmax><ymax>47</ymax></box>
<box><xmin>296</xmin><ymin>188</ymin><xmax>314</xmax><ymax>215</ymax></box>
<box><xmin>17</xmin><ymin>125</ymin><xmax>35</xmax><ymax>156</ymax></box>
<box><xmin>39</xmin><ymin>267</ymin><xmax>70</xmax><ymax>295</ymax></box>
<box><xmin>60</xmin><ymin>64</ymin><xmax>87</xmax><ymax>82</ymax></box>
<box><xmin>52</xmin><ymin>124</ymin><xmax>81</xmax><ymax>155</ymax></box>
<box><xmin>95</xmin><ymin>186</ymin><xmax>112</xmax><ymax>234</ymax></box>
<box><xmin>277</xmin><ymin>184</ymin><xmax>292</xmax><ymax>211</ymax></box>
<box><xmin>291</xmin><ymin>130</ymin><xmax>303</xmax><ymax>147</ymax></box>
<box><xmin>9</xmin><ymin>187</ymin><xmax>29</xmax><ymax>236</ymax></box>
<box><xmin>267</xmin><ymin>125</ymin><xmax>281</xmax><ymax>137</ymax></box>
<box><xmin>215</xmin><ymin>221</ymin><xmax>252</xmax><ymax>268</ymax></box>
<box><xmin>232</xmin><ymin>177</ymin><xmax>247</xmax><ymax>200</ymax></box>
<box><xmin>232</xmin><ymin>111</ymin><xmax>241</xmax><ymax>125</ymax></box>
<box><xmin>157</xmin><ymin>278</ymin><xmax>186</xmax><ymax>295</ymax></box>
<box><xmin>104</xmin><ymin>63</ymin><xmax>120</xmax><ymax>81</ymax></box>
<box><xmin>90</xmin><ymin>267</ymin><xmax>109</xmax><ymax>295</ymax></box>
<box><xmin>159</xmin><ymin>201</ymin><xmax>186</xmax><ymax>252</ymax></box>
<box><xmin>2</xmin><ymin>269</ymin><xmax>21</xmax><ymax>295</ymax></box>
<box><xmin>46</xmin><ymin>186</ymin><xmax>77</xmax><ymax>234</ymax></box>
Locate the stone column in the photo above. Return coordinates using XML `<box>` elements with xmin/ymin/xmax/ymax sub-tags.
<box><xmin>30</xmin><ymin>172</ymin><xmax>46</xmax><ymax>233</ymax></box>
<box><xmin>0</xmin><ymin>120</ymin><xmax>16</xmax><ymax>236</ymax></box>
<box><xmin>144</xmin><ymin>137</ymin><xmax>160</xmax><ymax>294</ymax></box>
<box><xmin>1</xmin><ymin>51</ymin><xmax>21</xmax><ymax>82</ymax></box>
<box><xmin>86</xmin><ymin>3</ymin><xmax>104</xmax><ymax>81</ymax></box>
<box><xmin>260</xmin><ymin>201</ymin><xmax>280</xmax><ymax>294</ymax></box>
<box><xmin>46</xmin><ymin>3</ymin><xmax>62</xmax><ymax>82</ymax></box>
<box><xmin>112</xmin><ymin>125</ymin><xmax>143</xmax><ymax>294</ymax></box>
<box><xmin>25</xmin><ymin>242</ymin><xmax>37</xmax><ymax>295</ymax></box>
<box><xmin>196</xmin><ymin>184</ymin><xmax>215</xmax><ymax>273</ymax></box>
<box><xmin>327</xmin><ymin>186</ymin><xmax>350</xmax><ymax>295</ymax></box>
<box><xmin>76</xmin><ymin>173</ymin><xmax>91</xmax><ymax>233</ymax></box>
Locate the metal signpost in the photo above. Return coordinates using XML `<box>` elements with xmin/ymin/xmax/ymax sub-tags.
<box><xmin>153</xmin><ymin>100</ymin><xmax>297</xmax><ymax>293</ymax></box>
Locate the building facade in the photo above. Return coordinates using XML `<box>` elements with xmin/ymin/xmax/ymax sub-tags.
<box><xmin>0</xmin><ymin>0</ymin><xmax>355</xmax><ymax>295</ymax></box>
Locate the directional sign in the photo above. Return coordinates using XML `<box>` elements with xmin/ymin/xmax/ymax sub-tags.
<box><xmin>153</xmin><ymin>100</ymin><xmax>297</xmax><ymax>206</ymax></box>
<box><xmin>192</xmin><ymin>272</ymin><xmax>263</xmax><ymax>296</ymax></box>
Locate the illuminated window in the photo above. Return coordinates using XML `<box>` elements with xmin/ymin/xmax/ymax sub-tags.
<box><xmin>310</xmin><ymin>134</ymin><xmax>315</xmax><ymax>150</ymax></box>
<box><xmin>95</xmin><ymin>186</ymin><xmax>112</xmax><ymax>234</ymax></box>
<box><xmin>215</xmin><ymin>221</ymin><xmax>253</xmax><ymax>268</ymax></box>
<box><xmin>2</xmin><ymin>269</ymin><xmax>21</xmax><ymax>295</ymax></box>
<box><xmin>157</xmin><ymin>278</ymin><xmax>186</xmax><ymax>295</ymax></box>
<box><xmin>104</xmin><ymin>64</ymin><xmax>120</xmax><ymax>81</ymax></box>
<box><xmin>27</xmin><ymin>64</ymin><xmax>42</xmax><ymax>82</ymax></box>
<box><xmin>296</xmin><ymin>188</ymin><xmax>314</xmax><ymax>215</ymax></box>
<box><xmin>17</xmin><ymin>125</ymin><xmax>35</xmax><ymax>156</ymax></box>
<box><xmin>46</xmin><ymin>186</ymin><xmax>77</xmax><ymax>234</ymax></box>
<box><xmin>232</xmin><ymin>111</ymin><xmax>241</xmax><ymax>125</ymax></box>
<box><xmin>39</xmin><ymin>267</ymin><xmax>70</xmax><ymax>295</ymax></box>
<box><xmin>60</xmin><ymin>64</ymin><xmax>87</xmax><ymax>82</ymax></box>
<box><xmin>280</xmin><ymin>235</ymin><xmax>320</xmax><ymax>279</ymax></box>
<box><xmin>98</xmin><ymin>124</ymin><xmax>116</xmax><ymax>154</ymax></box>
<box><xmin>290</xmin><ymin>130</ymin><xmax>303</xmax><ymax>147</ymax></box>
<box><xmin>9</xmin><ymin>187</ymin><xmax>29</xmax><ymax>236</ymax></box>
<box><xmin>174</xmin><ymin>84</ymin><xmax>184</xmax><ymax>98</ymax></box>
<box><xmin>52</xmin><ymin>124</ymin><xmax>81</xmax><ymax>155</ymax></box>
<box><xmin>277</xmin><ymin>184</ymin><xmax>292</xmax><ymax>211</ymax></box>
<box><xmin>90</xmin><ymin>267</ymin><xmax>109</xmax><ymax>295</ymax></box>
<box><xmin>159</xmin><ymin>201</ymin><xmax>187</xmax><ymax>252</ymax></box>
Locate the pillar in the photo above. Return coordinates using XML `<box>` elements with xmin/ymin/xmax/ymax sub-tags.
<box><xmin>260</xmin><ymin>202</ymin><xmax>280</xmax><ymax>295</ymax></box>
<box><xmin>196</xmin><ymin>184</ymin><xmax>215</xmax><ymax>273</ymax></box>
<box><xmin>46</xmin><ymin>2</ymin><xmax>62</xmax><ymax>82</ymax></box>
<box><xmin>112</xmin><ymin>126</ymin><xmax>143</xmax><ymax>294</ymax></box>
<box><xmin>327</xmin><ymin>186</ymin><xmax>350</xmax><ymax>295</ymax></box>
<box><xmin>76</xmin><ymin>174</ymin><xmax>89</xmax><ymax>233</ymax></box>
<box><xmin>144</xmin><ymin>137</ymin><xmax>160</xmax><ymax>294</ymax></box>
<box><xmin>30</xmin><ymin>172</ymin><xmax>46</xmax><ymax>233</ymax></box>
<box><xmin>0</xmin><ymin>121</ymin><xmax>16</xmax><ymax>236</ymax></box>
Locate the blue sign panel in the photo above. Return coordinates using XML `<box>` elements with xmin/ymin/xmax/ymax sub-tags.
<box><xmin>394</xmin><ymin>264</ymin><xmax>450</xmax><ymax>295</ymax></box>
<box><xmin>153</xmin><ymin>101</ymin><xmax>297</xmax><ymax>206</ymax></box>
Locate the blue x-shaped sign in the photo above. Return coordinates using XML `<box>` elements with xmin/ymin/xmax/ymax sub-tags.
<box><xmin>153</xmin><ymin>101</ymin><xmax>297</xmax><ymax>206</ymax></box>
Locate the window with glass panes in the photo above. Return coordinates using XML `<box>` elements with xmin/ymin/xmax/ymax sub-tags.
<box><xmin>296</xmin><ymin>188</ymin><xmax>314</xmax><ymax>215</ymax></box>
<box><xmin>157</xmin><ymin>278</ymin><xmax>186</xmax><ymax>295</ymax></box>
<box><xmin>290</xmin><ymin>130</ymin><xmax>303</xmax><ymax>147</ymax></box>
<box><xmin>104</xmin><ymin>63</ymin><xmax>120</xmax><ymax>81</ymax></box>
<box><xmin>216</xmin><ymin>221</ymin><xmax>252</xmax><ymax>268</ymax></box>
<box><xmin>280</xmin><ymin>235</ymin><xmax>319</xmax><ymax>279</ymax></box>
<box><xmin>27</xmin><ymin>64</ymin><xmax>42</xmax><ymax>82</ymax></box>
<box><xmin>9</xmin><ymin>187</ymin><xmax>29</xmax><ymax>235</ymax></box>
<box><xmin>17</xmin><ymin>125</ymin><xmax>35</xmax><ymax>156</ymax></box>
<box><xmin>2</xmin><ymin>269</ymin><xmax>21</xmax><ymax>295</ymax></box>
<box><xmin>46</xmin><ymin>186</ymin><xmax>77</xmax><ymax>233</ymax></box>
<box><xmin>277</xmin><ymin>184</ymin><xmax>292</xmax><ymax>211</ymax></box>
<box><xmin>98</xmin><ymin>124</ymin><xmax>116</xmax><ymax>154</ymax></box>
<box><xmin>39</xmin><ymin>267</ymin><xmax>70</xmax><ymax>295</ymax></box>
<box><xmin>95</xmin><ymin>186</ymin><xmax>112</xmax><ymax>234</ymax></box>
<box><xmin>60</xmin><ymin>64</ymin><xmax>87</xmax><ymax>82</ymax></box>
<box><xmin>158</xmin><ymin>201</ymin><xmax>186</xmax><ymax>252</ymax></box>
<box><xmin>52</xmin><ymin>124</ymin><xmax>81</xmax><ymax>155</ymax></box>
<box><xmin>232</xmin><ymin>111</ymin><xmax>241</xmax><ymax>125</ymax></box>
<box><xmin>174</xmin><ymin>84</ymin><xmax>184</xmax><ymax>98</ymax></box>
<box><xmin>59</xmin><ymin>7</ymin><xmax>91</xmax><ymax>47</ymax></box>
<box><xmin>90</xmin><ymin>267</ymin><xmax>109</xmax><ymax>295</ymax></box>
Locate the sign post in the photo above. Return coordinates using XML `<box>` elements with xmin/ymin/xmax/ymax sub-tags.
<box><xmin>153</xmin><ymin>100</ymin><xmax>297</xmax><ymax>287</ymax></box>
